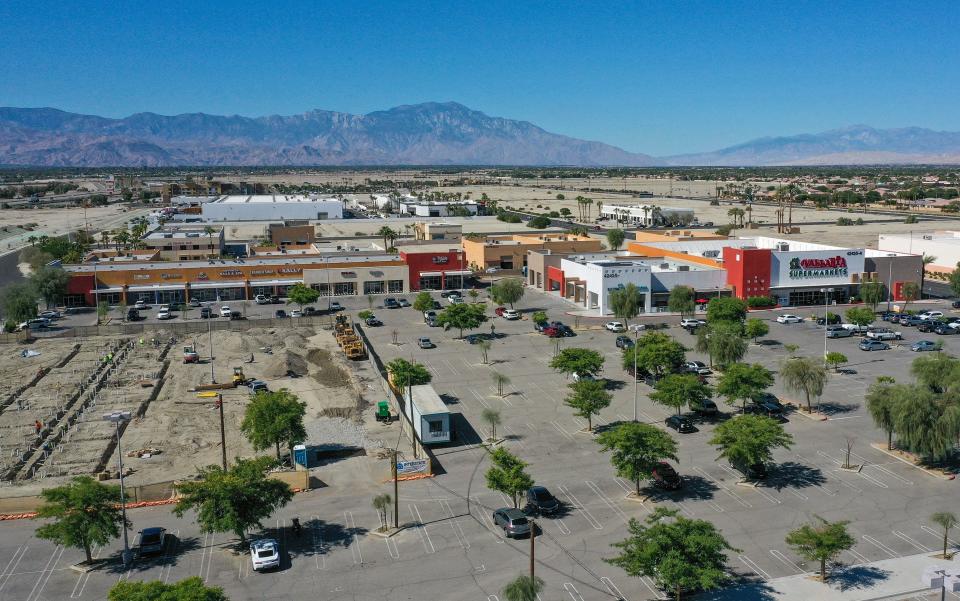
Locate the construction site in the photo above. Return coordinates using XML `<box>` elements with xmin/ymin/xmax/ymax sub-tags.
<box><xmin>0</xmin><ymin>318</ymin><xmax>392</xmax><ymax>499</ymax></box>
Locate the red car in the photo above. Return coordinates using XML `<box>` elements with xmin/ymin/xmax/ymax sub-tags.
<box><xmin>542</xmin><ymin>326</ymin><xmax>562</xmax><ymax>338</ymax></box>
<box><xmin>494</xmin><ymin>306</ymin><xmax>506</xmax><ymax>317</ymax></box>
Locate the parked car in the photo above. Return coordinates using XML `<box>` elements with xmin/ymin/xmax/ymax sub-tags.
<box><xmin>219</xmin><ymin>306</ymin><xmax>232</xmax><ymax>317</ymax></box>
<box><xmin>605</xmin><ymin>321</ymin><xmax>626</xmax><ymax>332</ymax></box>
<box><xmin>628</xmin><ymin>323</ymin><xmax>647</xmax><ymax>333</ymax></box>
<box><xmin>138</xmin><ymin>527</ymin><xmax>167</xmax><ymax>556</ymax></box>
<box><xmin>398</xmin><ymin>298</ymin><xmax>411</xmax><ymax>308</ymax></box>
<box><xmin>866</xmin><ymin>328</ymin><xmax>901</xmax><ymax>341</ymax></box>
<box><xmin>745</xmin><ymin>401</ymin><xmax>787</xmax><ymax>421</ymax></box>
<box><xmin>303</xmin><ymin>306</ymin><xmax>317</xmax><ymax>316</ymax></box>
<box><xmin>289</xmin><ymin>310</ymin><xmax>302</xmax><ymax>318</ymax></box>
<box><xmin>230</xmin><ymin>311</ymin><xmax>245</xmax><ymax>321</ymax></box>
<box><xmin>734</xmin><ymin>462</ymin><xmax>768</xmax><ymax>480</ymax></box>
<box><xmin>270</xmin><ymin>295</ymin><xmax>281</xmax><ymax>304</ymax></box>
<box><xmin>133</xmin><ymin>300</ymin><xmax>150</xmax><ymax>310</ymax></box>
<box><xmin>533</xmin><ymin>320</ymin><xmax>549</xmax><ymax>332</ymax></box>
<box><xmin>250</xmin><ymin>539</ymin><xmax>280</xmax><ymax>571</ymax></box>
<box><xmin>911</xmin><ymin>340</ymin><xmax>938</xmax><ymax>352</ymax></box>
<box><xmin>571</xmin><ymin>372</ymin><xmax>595</xmax><ymax>383</ymax></box>
<box><xmin>690</xmin><ymin>398</ymin><xmax>719</xmax><ymax>416</ymax></box>
<box><xmin>156</xmin><ymin>309</ymin><xmax>172</xmax><ymax>320</ymax></box>
<box><xmin>816</xmin><ymin>314</ymin><xmax>842</xmax><ymax>325</ymax></box>
<box><xmin>440</xmin><ymin>290</ymin><xmax>460</xmax><ymax>298</ymax></box>
<box><xmin>888</xmin><ymin>313</ymin><xmax>909</xmax><ymax>324</ymax></box>
<box><xmin>665</xmin><ymin>415</ymin><xmax>696</xmax><ymax>433</ymax></box>
<box><xmin>543</xmin><ymin>326</ymin><xmax>561</xmax><ymax>338</ymax></box>
<box><xmin>126</xmin><ymin>308</ymin><xmax>141</xmax><ymax>321</ymax></box>
<box><xmin>680</xmin><ymin>318</ymin><xmax>705</xmax><ymax>329</ymax></box>
<box><xmin>493</xmin><ymin>508</ymin><xmax>531</xmax><ymax>538</ymax></box>
<box><xmin>503</xmin><ymin>309</ymin><xmax>520</xmax><ymax>320</ymax></box>
<box><xmin>525</xmin><ymin>486</ymin><xmax>559</xmax><ymax>515</ymax></box>
<box><xmin>423</xmin><ymin>310</ymin><xmax>437</xmax><ymax>323</ymax></box>
<box><xmin>615</xmin><ymin>335</ymin><xmax>634</xmax><ymax>349</ymax></box>
<box><xmin>248</xmin><ymin>380</ymin><xmax>268</xmax><ymax>394</ymax></box>
<box><xmin>329</xmin><ymin>301</ymin><xmax>343</xmax><ymax>311</ymax></box>
<box><xmin>934</xmin><ymin>324</ymin><xmax>957</xmax><ymax>335</ymax></box>
<box><xmin>841</xmin><ymin>323</ymin><xmax>869</xmax><ymax>334</ymax></box>
<box><xmin>651</xmin><ymin>462</ymin><xmax>682</xmax><ymax>490</ymax></box>
<box><xmin>39</xmin><ymin>310</ymin><xmax>61</xmax><ymax>320</ymax></box>
<box><xmin>275</xmin><ymin>309</ymin><xmax>287</xmax><ymax>319</ymax></box>
<box><xmin>776</xmin><ymin>314</ymin><xmax>803</xmax><ymax>324</ymax></box>
<box><xmin>859</xmin><ymin>339</ymin><xmax>891</xmax><ymax>351</ymax></box>
<box><xmin>449</xmin><ymin>296</ymin><xmax>464</xmax><ymax>305</ymax></box>
<box><xmin>825</xmin><ymin>325</ymin><xmax>853</xmax><ymax>338</ymax></box>
<box><xmin>900</xmin><ymin>315</ymin><xmax>926</xmax><ymax>327</ymax></box>
<box><xmin>953</xmin><ymin>300</ymin><xmax>960</xmax><ymax>309</ymax></box>
<box><xmin>365</xmin><ymin>316</ymin><xmax>382</xmax><ymax>326</ymax></box>
<box><xmin>384</xmin><ymin>298</ymin><xmax>400</xmax><ymax>309</ymax></box>
<box><xmin>494</xmin><ymin>306</ymin><xmax>506</xmax><ymax>317</ymax></box>
<box><xmin>255</xmin><ymin>294</ymin><xmax>270</xmax><ymax>305</ymax></box>
<box><xmin>751</xmin><ymin>393</ymin><xmax>786</xmax><ymax>413</ymax></box>
<box><xmin>200</xmin><ymin>307</ymin><xmax>212</xmax><ymax>319</ymax></box>
<box><xmin>917</xmin><ymin>321</ymin><xmax>937</xmax><ymax>333</ymax></box>
<box><xmin>417</xmin><ymin>337</ymin><xmax>434</xmax><ymax>349</ymax></box>
<box><xmin>919</xmin><ymin>310</ymin><xmax>944</xmax><ymax>320</ymax></box>
<box><xmin>684</xmin><ymin>361</ymin><xmax>711</xmax><ymax>375</ymax></box>
<box><xmin>485</xmin><ymin>267</ymin><xmax>501</xmax><ymax>274</ymax></box>
<box><xmin>188</xmin><ymin>297</ymin><xmax>202</xmax><ymax>307</ymax></box>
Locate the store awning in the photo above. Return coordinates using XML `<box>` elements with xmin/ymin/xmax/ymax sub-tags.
<box><xmin>443</xmin><ymin>270</ymin><xmax>473</xmax><ymax>276</ymax></box>
<box><xmin>127</xmin><ymin>284</ymin><xmax>186</xmax><ymax>292</ymax></box>
<box><xmin>419</xmin><ymin>271</ymin><xmax>444</xmax><ymax>277</ymax></box>
<box><xmin>189</xmin><ymin>281</ymin><xmax>246</xmax><ymax>289</ymax></box>
<box><xmin>250</xmin><ymin>279</ymin><xmax>301</xmax><ymax>286</ymax></box>
<box><xmin>93</xmin><ymin>287</ymin><xmax>124</xmax><ymax>293</ymax></box>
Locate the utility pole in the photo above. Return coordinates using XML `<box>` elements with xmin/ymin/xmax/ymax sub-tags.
<box><xmin>529</xmin><ymin>518</ymin><xmax>536</xmax><ymax>580</ymax></box>
<box><xmin>392</xmin><ymin>450</ymin><xmax>399</xmax><ymax>529</ymax></box>
<box><xmin>633</xmin><ymin>328</ymin><xmax>639</xmax><ymax>422</ymax></box>
<box><xmin>218</xmin><ymin>394</ymin><xmax>227</xmax><ymax>470</ymax></box>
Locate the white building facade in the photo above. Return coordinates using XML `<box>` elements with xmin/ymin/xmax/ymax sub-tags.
<box><xmin>600</xmin><ymin>203</ymin><xmax>695</xmax><ymax>226</ymax></box>
<box><xmin>197</xmin><ymin>195</ymin><xmax>344</xmax><ymax>221</ymax></box>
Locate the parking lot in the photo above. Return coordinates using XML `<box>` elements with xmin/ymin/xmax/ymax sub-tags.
<box><xmin>0</xmin><ymin>290</ymin><xmax>957</xmax><ymax>600</ymax></box>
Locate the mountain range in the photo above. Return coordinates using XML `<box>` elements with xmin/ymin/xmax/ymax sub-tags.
<box><xmin>2</xmin><ymin>103</ymin><xmax>960</xmax><ymax>167</ymax></box>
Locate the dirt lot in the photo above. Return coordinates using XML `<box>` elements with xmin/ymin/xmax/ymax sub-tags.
<box><xmin>0</xmin><ymin>324</ymin><xmax>378</xmax><ymax>495</ymax></box>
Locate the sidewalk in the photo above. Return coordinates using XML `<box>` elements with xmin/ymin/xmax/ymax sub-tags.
<box><xmin>699</xmin><ymin>552</ymin><xmax>957</xmax><ymax>601</ymax></box>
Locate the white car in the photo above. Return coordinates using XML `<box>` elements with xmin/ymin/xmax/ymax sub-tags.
<box><xmin>776</xmin><ymin>314</ymin><xmax>803</xmax><ymax>324</ymax></box>
<box><xmin>134</xmin><ymin>300</ymin><xmax>149</xmax><ymax>310</ymax></box>
<box><xmin>289</xmin><ymin>310</ymin><xmax>302</xmax><ymax>318</ymax></box>
<box><xmin>628</xmin><ymin>323</ymin><xmax>647</xmax><ymax>332</ymax></box>
<box><xmin>250</xmin><ymin>538</ymin><xmax>280</xmax><ymax>571</ymax></box>
<box><xmin>919</xmin><ymin>311</ymin><xmax>944</xmax><ymax>320</ymax></box>
<box><xmin>866</xmin><ymin>328</ymin><xmax>902</xmax><ymax>341</ymax></box>
<box><xmin>219</xmin><ymin>306</ymin><xmax>232</xmax><ymax>317</ymax></box>
<box><xmin>503</xmin><ymin>309</ymin><xmax>520</xmax><ymax>320</ymax></box>
<box><xmin>255</xmin><ymin>294</ymin><xmax>270</xmax><ymax>305</ymax></box>
<box><xmin>571</xmin><ymin>372</ymin><xmax>595</xmax><ymax>383</ymax></box>
<box><xmin>156</xmin><ymin>309</ymin><xmax>171</xmax><ymax>320</ymax></box>
<box><xmin>485</xmin><ymin>267</ymin><xmax>501</xmax><ymax>274</ymax></box>
<box><xmin>680</xmin><ymin>318</ymin><xmax>706</xmax><ymax>329</ymax></box>
<box><xmin>449</xmin><ymin>296</ymin><xmax>464</xmax><ymax>305</ymax></box>
<box><xmin>605</xmin><ymin>321</ymin><xmax>626</xmax><ymax>332</ymax></box>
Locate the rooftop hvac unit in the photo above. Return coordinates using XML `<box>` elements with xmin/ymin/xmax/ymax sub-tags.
<box><xmin>702</xmin><ymin>250</ymin><xmax>720</xmax><ymax>258</ymax></box>
<box><xmin>776</xmin><ymin>242</ymin><xmax>790</xmax><ymax>251</ymax></box>
<box><xmin>678</xmin><ymin>265</ymin><xmax>690</xmax><ymax>271</ymax></box>
<box><xmin>922</xmin><ymin>235</ymin><xmax>933</xmax><ymax>240</ymax></box>
<box><xmin>660</xmin><ymin>263</ymin><xmax>671</xmax><ymax>269</ymax></box>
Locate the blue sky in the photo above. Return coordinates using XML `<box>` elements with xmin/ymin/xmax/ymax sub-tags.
<box><xmin>1</xmin><ymin>1</ymin><xmax>959</xmax><ymax>156</ymax></box>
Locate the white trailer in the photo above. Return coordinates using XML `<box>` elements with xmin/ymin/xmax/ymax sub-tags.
<box><xmin>404</xmin><ymin>384</ymin><xmax>451</xmax><ymax>444</ymax></box>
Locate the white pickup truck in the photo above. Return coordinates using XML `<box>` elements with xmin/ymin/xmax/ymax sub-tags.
<box><xmin>840</xmin><ymin>323</ymin><xmax>870</xmax><ymax>334</ymax></box>
<box><xmin>866</xmin><ymin>327</ymin><xmax>902</xmax><ymax>341</ymax></box>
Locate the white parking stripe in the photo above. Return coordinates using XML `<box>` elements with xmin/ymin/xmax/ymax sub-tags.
<box><xmin>550</xmin><ymin>421</ymin><xmax>575</xmax><ymax>441</ymax></box>
<box><xmin>344</xmin><ymin>511</ymin><xmax>363</xmax><ymax>564</ymax></box>
<box><xmin>0</xmin><ymin>546</ymin><xmax>27</xmax><ymax>593</ymax></box>
<box><xmin>601</xmin><ymin>576</ymin><xmax>631</xmax><ymax>600</ymax></box>
<box><xmin>769</xmin><ymin>549</ymin><xmax>804</xmax><ymax>574</ymax></box>
<box><xmin>439</xmin><ymin>499</ymin><xmax>470</xmax><ymax>549</ymax></box>
<box><xmin>556</xmin><ymin>485</ymin><xmax>602</xmax><ymax>530</ymax></box>
<box><xmin>846</xmin><ymin>548</ymin><xmax>871</xmax><ymax>564</ymax></box>
<box><xmin>738</xmin><ymin>554</ymin><xmax>771</xmax><ymax>580</ymax></box>
<box><xmin>585</xmin><ymin>480</ymin><xmax>630</xmax><ymax>523</ymax></box>
<box><xmin>26</xmin><ymin>545</ymin><xmax>63</xmax><ymax>601</ymax></box>
<box><xmin>409</xmin><ymin>504</ymin><xmax>436</xmax><ymax>554</ymax></box>
<box><xmin>563</xmin><ymin>582</ymin><xmax>585</xmax><ymax>601</ymax></box>
<box><xmin>862</xmin><ymin>535</ymin><xmax>897</xmax><ymax>558</ymax></box>
<box><xmin>892</xmin><ymin>530</ymin><xmax>931</xmax><ymax>552</ymax></box>
<box><xmin>845</xmin><ymin>449</ymin><xmax>914</xmax><ymax>486</ymax></box>
<box><xmin>921</xmin><ymin>524</ymin><xmax>960</xmax><ymax>549</ymax></box>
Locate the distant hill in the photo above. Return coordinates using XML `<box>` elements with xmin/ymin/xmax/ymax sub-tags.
<box><xmin>663</xmin><ymin>125</ymin><xmax>960</xmax><ymax>165</ymax></box>
<box><xmin>0</xmin><ymin>103</ymin><xmax>658</xmax><ymax>167</ymax></box>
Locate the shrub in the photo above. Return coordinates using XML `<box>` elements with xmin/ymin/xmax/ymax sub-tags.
<box><xmin>905</xmin><ymin>214</ymin><xmax>918</xmax><ymax>224</ymax></box>
<box><xmin>836</xmin><ymin>217</ymin><xmax>854</xmax><ymax>226</ymax></box>
<box><xmin>747</xmin><ymin>295</ymin><xmax>777</xmax><ymax>308</ymax></box>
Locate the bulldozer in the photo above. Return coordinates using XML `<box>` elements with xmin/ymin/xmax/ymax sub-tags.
<box><xmin>232</xmin><ymin>367</ymin><xmax>249</xmax><ymax>386</ymax></box>
<box><xmin>182</xmin><ymin>345</ymin><xmax>199</xmax><ymax>364</ymax></box>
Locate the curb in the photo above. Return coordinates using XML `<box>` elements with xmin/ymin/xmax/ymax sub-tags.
<box><xmin>784</xmin><ymin>401</ymin><xmax>829</xmax><ymax>421</ymax></box>
<box><xmin>869</xmin><ymin>442</ymin><xmax>956</xmax><ymax>480</ymax></box>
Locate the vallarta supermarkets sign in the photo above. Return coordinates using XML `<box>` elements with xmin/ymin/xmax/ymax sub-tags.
<box><xmin>788</xmin><ymin>255</ymin><xmax>848</xmax><ymax>279</ymax></box>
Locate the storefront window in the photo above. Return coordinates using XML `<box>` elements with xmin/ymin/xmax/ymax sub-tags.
<box><xmin>334</xmin><ymin>282</ymin><xmax>356</xmax><ymax>296</ymax></box>
<box><xmin>100</xmin><ymin>292</ymin><xmax>122</xmax><ymax>305</ymax></box>
<box><xmin>785</xmin><ymin>288</ymin><xmax>849</xmax><ymax>307</ymax></box>
<box><xmin>157</xmin><ymin>290</ymin><xmax>185</xmax><ymax>304</ymax></box>
<box><xmin>419</xmin><ymin>275</ymin><xmax>442</xmax><ymax>290</ymax></box>
<box><xmin>191</xmin><ymin>288</ymin><xmax>219</xmax><ymax>302</ymax></box>
<box><xmin>364</xmin><ymin>281</ymin><xmax>385</xmax><ymax>295</ymax></box>
<box><xmin>388</xmin><ymin>280</ymin><xmax>404</xmax><ymax>293</ymax></box>
<box><xmin>310</xmin><ymin>283</ymin><xmax>331</xmax><ymax>296</ymax></box>
<box><xmin>215</xmin><ymin>288</ymin><xmax>245</xmax><ymax>301</ymax></box>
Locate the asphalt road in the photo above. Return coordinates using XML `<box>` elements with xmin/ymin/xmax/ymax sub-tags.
<box><xmin>0</xmin><ymin>293</ymin><xmax>957</xmax><ymax>600</ymax></box>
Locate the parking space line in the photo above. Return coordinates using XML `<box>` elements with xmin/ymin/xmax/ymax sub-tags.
<box><xmin>769</xmin><ymin>549</ymin><xmax>804</xmax><ymax>574</ymax></box>
<box><xmin>921</xmin><ymin>524</ymin><xmax>959</xmax><ymax>549</ymax></box>
<box><xmin>563</xmin><ymin>582</ymin><xmax>586</xmax><ymax>601</ymax></box>
<box><xmin>846</xmin><ymin>548</ymin><xmax>871</xmax><ymax>564</ymax></box>
<box><xmin>585</xmin><ymin>480</ymin><xmax>630</xmax><ymax>523</ymax></box>
<box><xmin>310</xmin><ymin>515</ymin><xmax>326</xmax><ymax>569</ymax></box>
<box><xmin>197</xmin><ymin>531</ymin><xmax>211</xmax><ymax>580</ymax></box>
<box><xmin>385</xmin><ymin>536</ymin><xmax>400</xmax><ymax>560</ymax></box>
<box><xmin>862</xmin><ymin>535</ymin><xmax>898</xmax><ymax>558</ymax></box>
<box><xmin>439</xmin><ymin>499</ymin><xmax>470</xmax><ymax>550</ymax></box>
<box><xmin>556</xmin><ymin>485</ymin><xmax>602</xmax><ymax>530</ymax></box>
<box><xmin>738</xmin><ymin>554</ymin><xmax>771</xmax><ymax>580</ymax></box>
<box><xmin>441</xmin><ymin>358</ymin><xmax>458</xmax><ymax>375</ymax></box>
<box><xmin>409</xmin><ymin>504</ymin><xmax>436</xmax><ymax>554</ymax></box>
<box><xmin>845</xmin><ymin>449</ymin><xmax>914</xmax><ymax>486</ymax></box>
<box><xmin>600</xmin><ymin>576</ymin><xmax>631</xmax><ymax>601</ymax></box>
<box><xmin>0</xmin><ymin>545</ymin><xmax>27</xmax><ymax>593</ymax></box>
<box><xmin>819</xmin><ymin>451</ymin><xmax>886</xmax><ymax>489</ymax></box>
<box><xmin>693</xmin><ymin>466</ymin><xmax>752</xmax><ymax>508</ymax></box>
<box><xmin>550</xmin><ymin>421</ymin><xmax>575</xmax><ymax>441</ymax></box>
<box><xmin>26</xmin><ymin>544</ymin><xmax>63</xmax><ymax>601</ymax></box>
<box><xmin>614</xmin><ymin>477</ymin><xmax>632</xmax><ymax>495</ymax></box>
<box><xmin>554</xmin><ymin>519</ymin><xmax>571</xmax><ymax>535</ymax></box>
<box><xmin>718</xmin><ymin>465</ymin><xmax>780</xmax><ymax>505</ymax></box>
<box><xmin>500</xmin><ymin>425</ymin><xmax>526</xmax><ymax>450</ymax></box>
<box><xmin>203</xmin><ymin>532</ymin><xmax>215</xmax><ymax>582</ymax></box>
<box><xmin>892</xmin><ymin>530</ymin><xmax>931</xmax><ymax>552</ymax></box>
<box><xmin>474</xmin><ymin>502</ymin><xmax>504</xmax><ymax>543</ymax></box>
<box><xmin>345</xmin><ymin>511</ymin><xmax>363</xmax><ymax>564</ymax></box>
<box><xmin>488</xmin><ymin>386</ymin><xmax>514</xmax><ymax>406</ymax></box>
<box><xmin>470</xmin><ymin>389</ymin><xmax>492</xmax><ymax>409</ymax></box>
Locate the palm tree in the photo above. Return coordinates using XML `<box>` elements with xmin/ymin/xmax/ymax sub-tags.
<box><xmin>481</xmin><ymin>408</ymin><xmax>502</xmax><ymax>442</ymax></box>
<box><xmin>377</xmin><ymin>226</ymin><xmax>397</xmax><ymax>251</ymax></box>
<box><xmin>27</xmin><ymin>235</ymin><xmax>37</xmax><ymax>247</ymax></box>
<box><xmin>98</xmin><ymin>231</ymin><xmax>110</xmax><ymax>249</ymax></box>
<box><xmin>920</xmin><ymin>255</ymin><xmax>937</xmax><ymax>298</ymax></box>
<box><xmin>203</xmin><ymin>225</ymin><xmax>218</xmax><ymax>258</ymax></box>
<box><xmin>502</xmin><ymin>575</ymin><xmax>544</xmax><ymax>601</ymax></box>
<box><xmin>931</xmin><ymin>511</ymin><xmax>957</xmax><ymax>559</ymax></box>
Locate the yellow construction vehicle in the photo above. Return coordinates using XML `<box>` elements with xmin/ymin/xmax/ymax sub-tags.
<box><xmin>232</xmin><ymin>367</ymin><xmax>248</xmax><ymax>386</ymax></box>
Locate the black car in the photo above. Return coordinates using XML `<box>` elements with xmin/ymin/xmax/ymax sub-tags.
<box><xmin>275</xmin><ymin>309</ymin><xmax>287</xmax><ymax>318</ymax></box>
<box><xmin>953</xmin><ymin>300</ymin><xmax>960</xmax><ymax>309</ymax></box>
<box><xmin>525</xmin><ymin>486</ymin><xmax>560</xmax><ymax>515</ymax></box>
<box><xmin>816</xmin><ymin>314</ymin><xmax>842</xmax><ymax>326</ymax></box>
<box><xmin>651</xmin><ymin>462</ymin><xmax>682</xmax><ymax>490</ymax></box>
<box><xmin>440</xmin><ymin>290</ymin><xmax>460</xmax><ymax>298</ymax></box>
<box><xmin>230</xmin><ymin>311</ymin><xmax>245</xmax><ymax>320</ymax></box>
<box><xmin>615</xmin><ymin>335</ymin><xmax>634</xmax><ymax>349</ymax></box>
<box><xmin>270</xmin><ymin>295</ymin><xmax>281</xmax><ymax>304</ymax></box>
<box><xmin>745</xmin><ymin>402</ymin><xmax>787</xmax><ymax>421</ymax></box>
<box><xmin>126</xmin><ymin>308</ymin><xmax>142</xmax><ymax>321</ymax></box>
<box><xmin>303</xmin><ymin>306</ymin><xmax>317</xmax><ymax>316</ymax></box>
<box><xmin>384</xmin><ymin>298</ymin><xmax>400</xmax><ymax>309</ymax></box>
<box><xmin>918</xmin><ymin>321</ymin><xmax>936</xmax><ymax>333</ymax></box>
<box><xmin>665</xmin><ymin>415</ymin><xmax>696</xmax><ymax>433</ymax></box>
<box><xmin>365</xmin><ymin>316</ymin><xmax>383</xmax><ymax>327</ymax></box>
<box><xmin>935</xmin><ymin>324</ymin><xmax>957</xmax><ymax>335</ymax></box>
<box><xmin>752</xmin><ymin>393</ymin><xmax>785</xmax><ymax>412</ymax></box>
<box><xmin>200</xmin><ymin>307</ymin><xmax>212</xmax><ymax>319</ymax></box>
<box><xmin>138</xmin><ymin>527</ymin><xmax>167</xmax><ymax>556</ymax></box>
<box><xmin>691</xmin><ymin>398</ymin><xmax>719</xmax><ymax>416</ymax></box>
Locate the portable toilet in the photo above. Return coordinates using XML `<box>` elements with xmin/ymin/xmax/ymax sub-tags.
<box><xmin>293</xmin><ymin>444</ymin><xmax>309</xmax><ymax>469</ymax></box>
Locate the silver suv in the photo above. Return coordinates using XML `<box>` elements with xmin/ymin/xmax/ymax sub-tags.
<box><xmin>825</xmin><ymin>325</ymin><xmax>853</xmax><ymax>338</ymax></box>
<box><xmin>493</xmin><ymin>508</ymin><xmax>531</xmax><ymax>538</ymax></box>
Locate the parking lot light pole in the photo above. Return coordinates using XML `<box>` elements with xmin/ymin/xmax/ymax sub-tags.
<box><xmin>820</xmin><ymin>287</ymin><xmax>833</xmax><ymax>365</ymax></box>
<box><xmin>104</xmin><ymin>411</ymin><xmax>133</xmax><ymax>567</ymax></box>
<box><xmin>633</xmin><ymin>328</ymin><xmax>639</xmax><ymax>422</ymax></box>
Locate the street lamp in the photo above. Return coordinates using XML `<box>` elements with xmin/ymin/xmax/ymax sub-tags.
<box><xmin>633</xmin><ymin>327</ymin><xmax>640</xmax><ymax>422</ymax></box>
<box><xmin>103</xmin><ymin>411</ymin><xmax>133</xmax><ymax>567</ymax></box>
<box><xmin>820</xmin><ymin>288</ymin><xmax>833</xmax><ymax>364</ymax></box>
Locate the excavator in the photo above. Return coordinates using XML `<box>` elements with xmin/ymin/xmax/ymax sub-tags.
<box><xmin>182</xmin><ymin>345</ymin><xmax>199</xmax><ymax>364</ymax></box>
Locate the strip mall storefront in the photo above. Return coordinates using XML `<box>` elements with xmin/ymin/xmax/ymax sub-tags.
<box><xmin>400</xmin><ymin>249</ymin><xmax>472</xmax><ymax>291</ymax></box>
<box><xmin>67</xmin><ymin>257</ymin><xmax>409</xmax><ymax>305</ymax></box>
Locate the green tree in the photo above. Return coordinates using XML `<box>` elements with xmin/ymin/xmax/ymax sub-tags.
<box><xmin>596</xmin><ymin>422</ymin><xmax>678</xmax><ymax>496</ymax></box>
<box><xmin>624</xmin><ymin>332</ymin><xmax>686</xmax><ymax>379</ymax></box>
<box><xmin>481</xmin><ymin>408</ymin><xmax>501</xmax><ymax>441</ymax></box>
<box><xmin>780</xmin><ymin>357</ymin><xmax>828</xmax><ymax>412</ymax></box>
<box><xmin>240</xmin><ymin>389</ymin><xmax>307</xmax><ymax>461</ymax></box>
<box><xmin>386</xmin><ymin>358</ymin><xmax>432</xmax><ymax>403</ymax></box>
<box><xmin>108</xmin><ymin>577</ymin><xmax>228</xmax><ymax>601</ymax></box>
<box><xmin>527</xmin><ymin>215</ymin><xmax>551</xmax><ymax>229</ymax></box>
<box><xmin>531</xmin><ymin>310</ymin><xmax>547</xmax><ymax>324</ymax></box>
<box><xmin>485</xmin><ymin>447</ymin><xmax>534</xmax><ymax>508</ymax></box>
<box><xmin>744</xmin><ymin>318</ymin><xmax>769</xmax><ymax>343</ymax></box>
<box><xmin>203</xmin><ymin>225</ymin><xmax>219</xmax><ymax>258</ymax></box>
<box><xmin>708</xmin><ymin>414</ymin><xmax>793</xmax><ymax>469</ymax></box>
<box><xmin>29</xmin><ymin>266</ymin><xmax>71</xmax><ymax>309</ymax></box>
<box><xmin>358</xmin><ymin>309</ymin><xmax>373</xmax><ymax>321</ymax></box>
<box><xmin>33</xmin><ymin>476</ymin><xmax>126</xmax><ymax>563</ymax></box>
<box><xmin>931</xmin><ymin>511</ymin><xmax>958</xmax><ymax>559</ymax></box>
<box><xmin>490</xmin><ymin>278</ymin><xmax>525</xmax><ymax>308</ymax></box>
<box><xmin>606</xmin><ymin>228</ymin><xmax>626</xmax><ymax>251</ymax></box>
<box><xmin>650</xmin><ymin>373</ymin><xmax>711</xmax><ymax>416</ymax></box>
<box><xmin>866</xmin><ymin>379</ymin><xmax>906</xmax><ymax>450</ymax></box>
<box><xmin>493</xmin><ymin>371</ymin><xmax>511</xmax><ymax>398</ymax></box>
<box><xmin>564</xmin><ymin>378</ymin><xmax>612</xmax><ymax>431</ymax></box>
<box><xmin>606</xmin><ymin>507</ymin><xmax>737</xmax><ymax>601</ymax></box>
<box><xmin>860</xmin><ymin>280</ymin><xmax>886</xmax><ymax>310</ymax></box>
<box><xmin>97</xmin><ymin>301</ymin><xmax>110</xmax><ymax>324</ymax></box>
<box><xmin>824</xmin><ymin>352</ymin><xmax>848</xmax><ymax>372</ymax></box>
<box><xmin>609</xmin><ymin>283</ymin><xmax>643</xmax><ymax>326</ymax></box>
<box><xmin>948</xmin><ymin>262</ymin><xmax>960</xmax><ymax>297</ymax></box>
<box><xmin>715</xmin><ymin>363</ymin><xmax>774</xmax><ymax>411</ymax></box>
<box><xmin>174</xmin><ymin>457</ymin><xmax>293</xmax><ymax>542</ymax></box>
<box><xmin>785</xmin><ymin>517</ymin><xmax>855</xmax><ymax>583</ymax></box>
<box><xmin>667</xmin><ymin>285</ymin><xmax>695</xmax><ymax>318</ymax></box>
<box><xmin>706</xmin><ymin>296</ymin><xmax>747</xmax><ymax>324</ymax></box>
<box><xmin>910</xmin><ymin>353</ymin><xmax>960</xmax><ymax>395</ymax></box>
<box><xmin>893</xmin><ymin>387</ymin><xmax>958</xmax><ymax>460</ymax></box>
<box><xmin>286</xmin><ymin>282</ymin><xmax>320</xmax><ymax>310</ymax></box>
<box><xmin>412</xmin><ymin>291</ymin><xmax>434</xmax><ymax>312</ymax></box>
<box><xmin>900</xmin><ymin>281</ymin><xmax>920</xmax><ymax>312</ymax></box>
<box><xmin>436</xmin><ymin>302</ymin><xmax>488</xmax><ymax>338</ymax></box>
<box><xmin>502</xmin><ymin>575</ymin><xmax>545</xmax><ymax>601</ymax></box>
<box><xmin>477</xmin><ymin>338</ymin><xmax>492</xmax><ymax>364</ymax></box>
<box><xmin>550</xmin><ymin>347</ymin><xmax>605</xmax><ymax>377</ymax></box>
<box><xmin>376</xmin><ymin>226</ymin><xmax>398</xmax><ymax>251</ymax></box>
<box><xmin>0</xmin><ymin>282</ymin><xmax>38</xmax><ymax>323</ymax></box>
<box><xmin>706</xmin><ymin>322</ymin><xmax>748</xmax><ymax>368</ymax></box>
<box><xmin>844</xmin><ymin>307</ymin><xmax>874</xmax><ymax>328</ymax></box>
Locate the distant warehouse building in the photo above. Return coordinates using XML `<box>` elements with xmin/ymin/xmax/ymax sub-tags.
<box><xmin>599</xmin><ymin>203</ymin><xmax>695</xmax><ymax>227</ymax></box>
<box><xmin>194</xmin><ymin>195</ymin><xmax>344</xmax><ymax>222</ymax></box>
<box><xmin>878</xmin><ymin>231</ymin><xmax>960</xmax><ymax>277</ymax></box>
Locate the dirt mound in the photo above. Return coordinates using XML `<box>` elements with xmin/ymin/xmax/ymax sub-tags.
<box><xmin>308</xmin><ymin>348</ymin><xmax>350</xmax><ymax>387</ymax></box>
<box><xmin>263</xmin><ymin>350</ymin><xmax>309</xmax><ymax>379</ymax></box>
